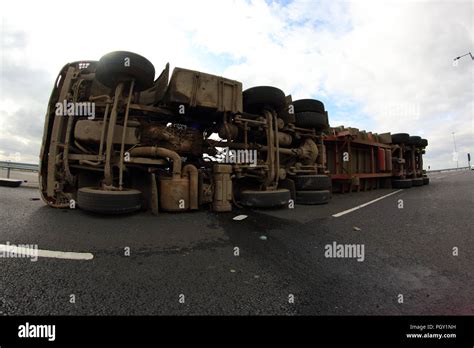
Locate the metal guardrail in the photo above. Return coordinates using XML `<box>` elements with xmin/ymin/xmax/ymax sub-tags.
<box><xmin>0</xmin><ymin>161</ymin><xmax>39</xmax><ymax>179</ymax></box>
<box><xmin>427</xmin><ymin>167</ymin><xmax>470</xmax><ymax>173</ymax></box>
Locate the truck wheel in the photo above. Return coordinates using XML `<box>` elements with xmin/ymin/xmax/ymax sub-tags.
<box><xmin>278</xmin><ymin>108</ymin><xmax>296</xmax><ymax>125</ymax></box>
<box><xmin>408</xmin><ymin>136</ymin><xmax>422</xmax><ymax>146</ymax></box>
<box><xmin>243</xmin><ymin>86</ymin><xmax>287</xmax><ymax>113</ymax></box>
<box><xmin>294</xmin><ymin>175</ymin><xmax>331</xmax><ymax>191</ymax></box>
<box><xmin>292</xmin><ymin>99</ymin><xmax>325</xmax><ymax>113</ymax></box>
<box><xmin>295</xmin><ymin>190</ymin><xmax>330</xmax><ymax>205</ymax></box>
<box><xmin>391</xmin><ymin>133</ymin><xmax>410</xmax><ymax>144</ymax></box>
<box><xmin>423</xmin><ymin>177</ymin><xmax>430</xmax><ymax>185</ymax></box>
<box><xmin>412</xmin><ymin>177</ymin><xmax>424</xmax><ymax>186</ymax></box>
<box><xmin>295</xmin><ymin>111</ymin><xmax>328</xmax><ymax>130</ymax></box>
<box><xmin>95</xmin><ymin>51</ymin><xmax>155</xmax><ymax>92</ymax></box>
<box><xmin>278</xmin><ymin>179</ymin><xmax>296</xmax><ymax>200</ymax></box>
<box><xmin>240</xmin><ymin>189</ymin><xmax>290</xmax><ymax>208</ymax></box>
<box><xmin>392</xmin><ymin>179</ymin><xmax>412</xmax><ymax>189</ymax></box>
<box><xmin>77</xmin><ymin>187</ymin><xmax>142</xmax><ymax>214</ymax></box>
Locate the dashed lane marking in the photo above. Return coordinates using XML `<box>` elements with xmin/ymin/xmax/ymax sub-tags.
<box><xmin>332</xmin><ymin>189</ymin><xmax>404</xmax><ymax>218</ymax></box>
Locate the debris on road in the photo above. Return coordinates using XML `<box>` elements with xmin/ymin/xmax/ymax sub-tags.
<box><xmin>0</xmin><ymin>178</ymin><xmax>23</xmax><ymax>187</ymax></box>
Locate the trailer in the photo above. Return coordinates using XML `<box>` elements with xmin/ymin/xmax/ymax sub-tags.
<box><xmin>324</xmin><ymin>127</ymin><xmax>393</xmax><ymax>193</ymax></box>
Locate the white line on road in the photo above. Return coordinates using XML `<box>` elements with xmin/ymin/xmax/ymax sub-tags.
<box><xmin>332</xmin><ymin>190</ymin><xmax>404</xmax><ymax>218</ymax></box>
<box><xmin>0</xmin><ymin>244</ymin><xmax>94</xmax><ymax>260</ymax></box>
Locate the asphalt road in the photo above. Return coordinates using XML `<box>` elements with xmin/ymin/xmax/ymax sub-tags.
<box><xmin>0</xmin><ymin>170</ymin><xmax>472</xmax><ymax>315</ymax></box>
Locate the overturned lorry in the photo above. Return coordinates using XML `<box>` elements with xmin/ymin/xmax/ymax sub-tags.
<box><xmin>39</xmin><ymin>51</ymin><xmax>428</xmax><ymax>214</ymax></box>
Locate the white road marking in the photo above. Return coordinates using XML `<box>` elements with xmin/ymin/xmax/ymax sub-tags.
<box><xmin>332</xmin><ymin>190</ymin><xmax>404</xmax><ymax>218</ymax></box>
<box><xmin>0</xmin><ymin>244</ymin><xmax>93</xmax><ymax>260</ymax></box>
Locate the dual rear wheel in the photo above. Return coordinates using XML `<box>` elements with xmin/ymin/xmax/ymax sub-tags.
<box><xmin>294</xmin><ymin>174</ymin><xmax>331</xmax><ymax>205</ymax></box>
<box><xmin>392</xmin><ymin>177</ymin><xmax>429</xmax><ymax>189</ymax></box>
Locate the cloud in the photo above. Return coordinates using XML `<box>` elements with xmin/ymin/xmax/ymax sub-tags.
<box><xmin>0</xmin><ymin>0</ymin><xmax>472</xmax><ymax>168</ymax></box>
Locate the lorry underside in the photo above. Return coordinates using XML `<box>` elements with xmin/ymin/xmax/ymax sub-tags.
<box><xmin>39</xmin><ymin>51</ymin><xmax>428</xmax><ymax>214</ymax></box>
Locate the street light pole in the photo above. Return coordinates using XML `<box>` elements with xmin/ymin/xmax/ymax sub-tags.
<box><xmin>452</xmin><ymin>132</ymin><xmax>459</xmax><ymax>168</ymax></box>
<box><xmin>451</xmin><ymin>52</ymin><xmax>470</xmax><ymax>167</ymax></box>
<box><xmin>453</xmin><ymin>52</ymin><xmax>474</xmax><ymax>63</ymax></box>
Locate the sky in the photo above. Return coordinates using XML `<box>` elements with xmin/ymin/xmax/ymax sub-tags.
<box><xmin>0</xmin><ymin>0</ymin><xmax>472</xmax><ymax>169</ymax></box>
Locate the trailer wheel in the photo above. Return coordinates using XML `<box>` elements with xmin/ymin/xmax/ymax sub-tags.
<box><xmin>391</xmin><ymin>133</ymin><xmax>410</xmax><ymax>144</ymax></box>
<box><xmin>392</xmin><ymin>179</ymin><xmax>412</xmax><ymax>189</ymax></box>
<box><xmin>243</xmin><ymin>86</ymin><xmax>287</xmax><ymax>113</ymax></box>
<box><xmin>423</xmin><ymin>177</ymin><xmax>429</xmax><ymax>185</ymax></box>
<box><xmin>295</xmin><ymin>190</ymin><xmax>330</xmax><ymax>205</ymax></box>
<box><xmin>77</xmin><ymin>187</ymin><xmax>142</xmax><ymax>214</ymax></box>
<box><xmin>95</xmin><ymin>51</ymin><xmax>155</xmax><ymax>92</ymax></box>
<box><xmin>294</xmin><ymin>175</ymin><xmax>331</xmax><ymax>191</ymax></box>
<box><xmin>412</xmin><ymin>177</ymin><xmax>424</xmax><ymax>186</ymax></box>
<box><xmin>240</xmin><ymin>189</ymin><xmax>290</xmax><ymax>208</ymax></box>
<box><xmin>292</xmin><ymin>99</ymin><xmax>325</xmax><ymax>113</ymax></box>
<box><xmin>295</xmin><ymin>111</ymin><xmax>328</xmax><ymax>130</ymax></box>
<box><xmin>408</xmin><ymin>136</ymin><xmax>422</xmax><ymax>146</ymax></box>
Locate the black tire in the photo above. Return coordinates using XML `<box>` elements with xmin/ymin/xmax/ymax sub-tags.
<box><xmin>295</xmin><ymin>111</ymin><xmax>328</xmax><ymax>130</ymax></box>
<box><xmin>243</xmin><ymin>86</ymin><xmax>287</xmax><ymax>113</ymax></box>
<box><xmin>292</xmin><ymin>99</ymin><xmax>325</xmax><ymax>113</ymax></box>
<box><xmin>423</xmin><ymin>177</ymin><xmax>429</xmax><ymax>185</ymax></box>
<box><xmin>77</xmin><ymin>187</ymin><xmax>142</xmax><ymax>214</ymax></box>
<box><xmin>240</xmin><ymin>189</ymin><xmax>290</xmax><ymax>208</ymax></box>
<box><xmin>294</xmin><ymin>175</ymin><xmax>331</xmax><ymax>191</ymax></box>
<box><xmin>95</xmin><ymin>51</ymin><xmax>155</xmax><ymax>92</ymax></box>
<box><xmin>392</xmin><ymin>179</ymin><xmax>412</xmax><ymax>189</ymax></box>
<box><xmin>412</xmin><ymin>177</ymin><xmax>424</xmax><ymax>186</ymax></box>
<box><xmin>408</xmin><ymin>136</ymin><xmax>422</xmax><ymax>146</ymax></box>
<box><xmin>295</xmin><ymin>190</ymin><xmax>330</xmax><ymax>205</ymax></box>
<box><xmin>278</xmin><ymin>179</ymin><xmax>296</xmax><ymax>200</ymax></box>
<box><xmin>278</xmin><ymin>108</ymin><xmax>296</xmax><ymax>125</ymax></box>
<box><xmin>391</xmin><ymin>133</ymin><xmax>410</xmax><ymax>144</ymax></box>
<box><xmin>421</xmin><ymin>138</ymin><xmax>428</xmax><ymax>147</ymax></box>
